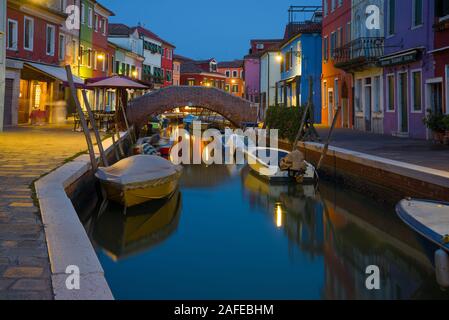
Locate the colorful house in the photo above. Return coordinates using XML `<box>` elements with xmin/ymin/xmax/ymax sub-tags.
<box><xmin>334</xmin><ymin>0</ymin><xmax>384</xmax><ymax>134</ymax></box>
<box><xmin>260</xmin><ymin>44</ymin><xmax>282</xmax><ymax>115</ymax></box>
<box><xmin>172</xmin><ymin>55</ymin><xmax>181</xmax><ymax>86</ymax></box>
<box><xmin>380</xmin><ymin>0</ymin><xmax>435</xmax><ymax>139</ymax></box>
<box><xmin>321</xmin><ymin>0</ymin><xmax>353</xmax><ymax>128</ymax></box>
<box><xmin>431</xmin><ymin>0</ymin><xmax>449</xmax><ymax>116</ymax></box>
<box><xmin>277</xmin><ymin>10</ymin><xmax>322</xmax><ymax>123</ymax></box>
<box><xmin>179</xmin><ymin>58</ymin><xmax>226</xmax><ymax>89</ymax></box>
<box><xmin>4</xmin><ymin>0</ymin><xmax>74</xmax><ymax>125</ymax></box>
<box><xmin>217</xmin><ymin>60</ymin><xmax>245</xmax><ymax>98</ymax></box>
<box><xmin>161</xmin><ymin>41</ymin><xmax>175</xmax><ymax>87</ymax></box>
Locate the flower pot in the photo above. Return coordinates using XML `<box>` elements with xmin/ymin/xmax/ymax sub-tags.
<box><xmin>433</xmin><ymin>131</ymin><xmax>445</xmax><ymax>144</ymax></box>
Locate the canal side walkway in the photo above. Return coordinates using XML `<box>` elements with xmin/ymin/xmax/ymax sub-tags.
<box><xmin>0</xmin><ymin>125</ymin><xmax>95</xmax><ymax>300</ymax></box>
<box><xmin>315</xmin><ymin>127</ymin><xmax>449</xmax><ymax>172</ymax></box>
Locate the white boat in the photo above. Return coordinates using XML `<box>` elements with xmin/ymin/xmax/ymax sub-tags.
<box><xmin>245</xmin><ymin>147</ymin><xmax>316</xmax><ymax>183</ymax></box>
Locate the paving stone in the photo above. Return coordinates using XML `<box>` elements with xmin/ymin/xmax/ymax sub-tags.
<box><xmin>11</xmin><ymin>279</ymin><xmax>49</xmax><ymax>291</ymax></box>
<box><xmin>3</xmin><ymin>267</ymin><xmax>44</xmax><ymax>278</ymax></box>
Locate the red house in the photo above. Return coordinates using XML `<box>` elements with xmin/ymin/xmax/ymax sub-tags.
<box><xmin>4</xmin><ymin>0</ymin><xmax>79</xmax><ymax>126</ymax></box>
<box><xmin>178</xmin><ymin>57</ymin><xmax>226</xmax><ymax>89</ymax></box>
<box><xmin>161</xmin><ymin>42</ymin><xmax>175</xmax><ymax>87</ymax></box>
<box><xmin>433</xmin><ymin>0</ymin><xmax>449</xmax><ymax>114</ymax></box>
<box><xmin>321</xmin><ymin>0</ymin><xmax>353</xmax><ymax>128</ymax></box>
<box><xmin>92</xmin><ymin>2</ymin><xmax>114</xmax><ymax>79</ymax></box>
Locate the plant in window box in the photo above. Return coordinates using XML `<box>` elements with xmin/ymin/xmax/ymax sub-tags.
<box><xmin>423</xmin><ymin>110</ymin><xmax>446</xmax><ymax>143</ymax></box>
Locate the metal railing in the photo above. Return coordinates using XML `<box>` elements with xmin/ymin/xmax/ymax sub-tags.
<box><xmin>333</xmin><ymin>37</ymin><xmax>384</xmax><ymax>68</ymax></box>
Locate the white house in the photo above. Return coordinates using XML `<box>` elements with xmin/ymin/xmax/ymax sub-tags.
<box><xmin>260</xmin><ymin>48</ymin><xmax>282</xmax><ymax>116</ymax></box>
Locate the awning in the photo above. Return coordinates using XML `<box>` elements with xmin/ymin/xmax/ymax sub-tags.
<box><xmin>24</xmin><ymin>62</ymin><xmax>85</xmax><ymax>87</ymax></box>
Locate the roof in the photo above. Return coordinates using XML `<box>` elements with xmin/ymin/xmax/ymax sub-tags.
<box><xmin>173</xmin><ymin>54</ymin><xmax>194</xmax><ymax>63</ymax></box>
<box><xmin>180</xmin><ymin>61</ymin><xmax>226</xmax><ymax>78</ymax></box>
<box><xmin>217</xmin><ymin>60</ymin><xmax>244</xmax><ymax>69</ymax></box>
<box><xmin>95</xmin><ymin>1</ymin><xmax>115</xmax><ymax>17</ymax></box>
<box><xmin>134</xmin><ymin>26</ymin><xmax>176</xmax><ymax>48</ymax></box>
<box><xmin>284</xmin><ymin>22</ymin><xmax>322</xmax><ymax>40</ymax></box>
<box><xmin>109</xmin><ymin>23</ymin><xmax>134</xmax><ymax>36</ymax></box>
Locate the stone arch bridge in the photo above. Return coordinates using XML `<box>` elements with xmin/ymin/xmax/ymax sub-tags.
<box><xmin>126</xmin><ymin>86</ymin><xmax>258</xmax><ymax>128</ymax></box>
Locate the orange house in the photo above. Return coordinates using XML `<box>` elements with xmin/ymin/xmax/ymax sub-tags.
<box><xmin>217</xmin><ymin>60</ymin><xmax>245</xmax><ymax>98</ymax></box>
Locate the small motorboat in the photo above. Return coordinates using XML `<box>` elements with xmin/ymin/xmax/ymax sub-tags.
<box><xmin>96</xmin><ymin>155</ymin><xmax>183</xmax><ymax>208</ymax></box>
<box><xmin>396</xmin><ymin>199</ymin><xmax>449</xmax><ymax>288</ymax></box>
<box><xmin>134</xmin><ymin>135</ymin><xmax>173</xmax><ymax>157</ymax></box>
<box><xmin>245</xmin><ymin>147</ymin><xmax>316</xmax><ymax>183</ymax></box>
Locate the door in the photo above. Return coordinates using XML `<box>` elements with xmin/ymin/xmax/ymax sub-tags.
<box><xmin>3</xmin><ymin>79</ymin><xmax>14</xmax><ymax>127</ymax></box>
<box><xmin>328</xmin><ymin>88</ymin><xmax>334</xmax><ymax>125</ymax></box>
<box><xmin>429</xmin><ymin>83</ymin><xmax>443</xmax><ymax>114</ymax></box>
<box><xmin>398</xmin><ymin>73</ymin><xmax>409</xmax><ymax>133</ymax></box>
<box><xmin>364</xmin><ymin>79</ymin><xmax>372</xmax><ymax>132</ymax></box>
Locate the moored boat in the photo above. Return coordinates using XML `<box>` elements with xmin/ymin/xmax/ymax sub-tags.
<box><xmin>96</xmin><ymin>155</ymin><xmax>183</xmax><ymax>208</ymax></box>
<box><xmin>396</xmin><ymin>199</ymin><xmax>449</xmax><ymax>288</ymax></box>
<box><xmin>245</xmin><ymin>147</ymin><xmax>316</xmax><ymax>183</ymax></box>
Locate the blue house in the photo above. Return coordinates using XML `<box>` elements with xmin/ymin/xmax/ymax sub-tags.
<box><xmin>277</xmin><ymin>19</ymin><xmax>322</xmax><ymax>123</ymax></box>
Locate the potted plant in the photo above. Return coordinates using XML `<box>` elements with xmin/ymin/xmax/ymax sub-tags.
<box><xmin>423</xmin><ymin>111</ymin><xmax>446</xmax><ymax>143</ymax></box>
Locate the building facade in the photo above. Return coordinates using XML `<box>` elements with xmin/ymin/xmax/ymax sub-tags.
<box><xmin>5</xmin><ymin>0</ymin><xmax>67</xmax><ymax>125</ymax></box>
<box><xmin>322</xmin><ymin>0</ymin><xmax>353</xmax><ymax>128</ymax></box>
<box><xmin>260</xmin><ymin>46</ymin><xmax>281</xmax><ymax>115</ymax></box>
<box><xmin>179</xmin><ymin>58</ymin><xmax>226</xmax><ymax>88</ymax></box>
<box><xmin>217</xmin><ymin>60</ymin><xmax>245</xmax><ymax>97</ymax></box>
<box><xmin>277</xmin><ymin>22</ymin><xmax>322</xmax><ymax>123</ymax></box>
<box><xmin>161</xmin><ymin>41</ymin><xmax>175</xmax><ymax>87</ymax></box>
<box><xmin>0</xmin><ymin>0</ymin><xmax>6</xmax><ymax>130</ymax></box>
<box><xmin>334</xmin><ymin>0</ymin><xmax>385</xmax><ymax>134</ymax></box>
<box><xmin>380</xmin><ymin>0</ymin><xmax>435</xmax><ymax>139</ymax></box>
<box><xmin>172</xmin><ymin>56</ymin><xmax>181</xmax><ymax>86</ymax></box>
<box><xmin>432</xmin><ymin>0</ymin><xmax>449</xmax><ymax>116</ymax></box>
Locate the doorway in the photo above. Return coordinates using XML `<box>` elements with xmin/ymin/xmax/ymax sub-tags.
<box><xmin>328</xmin><ymin>88</ymin><xmax>334</xmax><ymax>125</ymax></box>
<box><xmin>398</xmin><ymin>72</ymin><xmax>409</xmax><ymax>134</ymax></box>
<box><xmin>364</xmin><ymin>78</ymin><xmax>372</xmax><ymax>132</ymax></box>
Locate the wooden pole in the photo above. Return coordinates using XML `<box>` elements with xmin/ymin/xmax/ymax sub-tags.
<box><xmin>292</xmin><ymin>76</ymin><xmax>314</xmax><ymax>150</ymax></box>
<box><xmin>65</xmin><ymin>65</ymin><xmax>98</xmax><ymax>172</ymax></box>
<box><xmin>316</xmin><ymin>106</ymin><xmax>341</xmax><ymax>171</ymax></box>
<box><xmin>81</xmin><ymin>90</ymin><xmax>109</xmax><ymax>167</ymax></box>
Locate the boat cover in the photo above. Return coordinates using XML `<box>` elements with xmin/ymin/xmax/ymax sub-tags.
<box><xmin>96</xmin><ymin>155</ymin><xmax>182</xmax><ymax>189</ymax></box>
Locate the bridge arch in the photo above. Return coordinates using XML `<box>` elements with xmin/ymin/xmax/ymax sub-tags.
<box><xmin>126</xmin><ymin>86</ymin><xmax>258</xmax><ymax>128</ymax></box>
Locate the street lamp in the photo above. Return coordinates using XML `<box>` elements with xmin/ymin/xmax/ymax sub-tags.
<box><xmin>276</xmin><ymin>53</ymin><xmax>283</xmax><ymax>63</ymax></box>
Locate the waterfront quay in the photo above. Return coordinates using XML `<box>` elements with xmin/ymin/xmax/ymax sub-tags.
<box><xmin>0</xmin><ymin>125</ymin><xmax>100</xmax><ymax>299</ymax></box>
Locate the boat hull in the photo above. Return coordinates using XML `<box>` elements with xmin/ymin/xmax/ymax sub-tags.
<box><xmin>101</xmin><ymin>175</ymin><xmax>180</xmax><ymax>208</ymax></box>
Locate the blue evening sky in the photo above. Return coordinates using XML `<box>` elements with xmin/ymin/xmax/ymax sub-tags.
<box><xmin>101</xmin><ymin>0</ymin><xmax>321</xmax><ymax>61</ymax></box>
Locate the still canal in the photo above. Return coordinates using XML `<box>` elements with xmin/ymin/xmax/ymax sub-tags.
<box><xmin>83</xmin><ymin>162</ymin><xmax>449</xmax><ymax>300</ymax></box>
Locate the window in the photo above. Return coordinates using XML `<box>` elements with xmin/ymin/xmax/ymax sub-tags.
<box><xmin>187</xmin><ymin>79</ymin><xmax>195</xmax><ymax>86</ymax></box>
<box><xmin>102</xmin><ymin>18</ymin><xmax>107</xmax><ymax>35</ymax></box>
<box><xmin>373</xmin><ymin>76</ymin><xmax>381</xmax><ymax>112</ymax></box>
<box><xmin>334</xmin><ymin>79</ymin><xmax>339</xmax><ymax>108</ymax></box>
<box><xmin>87</xmin><ymin>49</ymin><xmax>92</xmax><ymax>68</ymax></box>
<box><xmin>88</xmin><ymin>7</ymin><xmax>93</xmax><ymax>28</ymax></box>
<box><xmin>7</xmin><ymin>19</ymin><xmax>18</xmax><ymax>50</ymax></box>
<box><xmin>338</xmin><ymin>0</ymin><xmax>343</xmax><ymax>7</ymax></box>
<box><xmin>58</xmin><ymin>34</ymin><xmax>65</xmax><ymax>61</ymax></box>
<box><xmin>324</xmin><ymin>0</ymin><xmax>328</xmax><ymax>16</ymax></box>
<box><xmin>256</xmin><ymin>43</ymin><xmax>264</xmax><ymax>50</ymax></box>
<box><xmin>412</xmin><ymin>0</ymin><xmax>423</xmax><ymax>27</ymax></box>
<box><xmin>232</xmin><ymin>70</ymin><xmax>238</xmax><ymax>78</ymax></box>
<box><xmin>46</xmin><ymin>24</ymin><xmax>56</xmax><ymax>56</ymax></box>
<box><xmin>330</xmin><ymin>32</ymin><xmax>336</xmax><ymax>58</ymax></box>
<box><xmin>445</xmin><ymin>65</ymin><xmax>449</xmax><ymax>114</ymax></box>
<box><xmin>94</xmin><ymin>14</ymin><xmax>98</xmax><ymax>32</ymax></box>
<box><xmin>436</xmin><ymin>0</ymin><xmax>449</xmax><ymax>20</ymax></box>
<box><xmin>331</xmin><ymin>0</ymin><xmax>336</xmax><ymax>12</ymax></box>
<box><xmin>323</xmin><ymin>81</ymin><xmax>327</xmax><ymax>108</ymax></box>
<box><xmin>81</xmin><ymin>3</ymin><xmax>85</xmax><ymax>24</ymax></box>
<box><xmin>387</xmin><ymin>0</ymin><xmax>395</xmax><ymax>36</ymax></box>
<box><xmin>411</xmin><ymin>70</ymin><xmax>422</xmax><ymax>112</ymax></box>
<box><xmin>93</xmin><ymin>51</ymin><xmax>97</xmax><ymax>70</ymax></box>
<box><xmin>355</xmin><ymin>79</ymin><xmax>362</xmax><ymax>112</ymax></box>
<box><xmin>232</xmin><ymin>85</ymin><xmax>239</xmax><ymax>93</ymax></box>
<box><xmin>72</xmin><ymin>39</ymin><xmax>77</xmax><ymax>64</ymax></box>
<box><xmin>225</xmin><ymin>70</ymin><xmax>230</xmax><ymax>78</ymax></box>
<box><xmin>80</xmin><ymin>45</ymin><xmax>85</xmax><ymax>65</ymax></box>
<box><xmin>225</xmin><ymin>84</ymin><xmax>230</xmax><ymax>92</ymax></box>
<box><xmin>387</xmin><ymin>74</ymin><xmax>395</xmax><ymax>111</ymax></box>
<box><xmin>346</xmin><ymin>22</ymin><xmax>351</xmax><ymax>44</ymax></box>
<box><xmin>59</xmin><ymin>0</ymin><xmax>67</xmax><ymax>12</ymax></box>
<box><xmin>24</xmin><ymin>17</ymin><xmax>34</xmax><ymax>51</ymax></box>
<box><xmin>323</xmin><ymin>36</ymin><xmax>329</xmax><ymax>61</ymax></box>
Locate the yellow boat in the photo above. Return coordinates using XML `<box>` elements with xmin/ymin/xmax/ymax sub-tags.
<box><xmin>96</xmin><ymin>155</ymin><xmax>183</xmax><ymax>208</ymax></box>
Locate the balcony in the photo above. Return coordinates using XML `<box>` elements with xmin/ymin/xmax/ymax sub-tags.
<box><xmin>333</xmin><ymin>37</ymin><xmax>384</xmax><ymax>72</ymax></box>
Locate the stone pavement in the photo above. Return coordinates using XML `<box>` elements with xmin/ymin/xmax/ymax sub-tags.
<box><xmin>0</xmin><ymin>125</ymin><xmax>94</xmax><ymax>300</ymax></box>
<box><xmin>315</xmin><ymin>127</ymin><xmax>449</xmax><ymax>172</ymax></box>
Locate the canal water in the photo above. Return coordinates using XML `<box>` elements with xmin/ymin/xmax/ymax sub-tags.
<box><xmin>84</xmin><ymin>163</ymin><xmax>449</xmax><ymax>300</ymax></box>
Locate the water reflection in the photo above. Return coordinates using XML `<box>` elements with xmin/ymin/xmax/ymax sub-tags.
<box><xmin>88</xmin><ymin>164</ymin><xmax>449</xmax><ymax>300</ymax></box>
<box><xmin>91</xmin><ymin>191</ymin><xmax>182</xmax><ymax>261</ymax></box>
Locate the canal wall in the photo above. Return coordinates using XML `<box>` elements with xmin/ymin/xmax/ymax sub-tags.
<box><xmin>278</xmin><ymin>140</ymin><xmax>449</xmax><ymax>204</ymax></box>
<box><xmin>34</xmin><ymin>133</ymin><xmax>130</xmax><ymax>300</ymax></box>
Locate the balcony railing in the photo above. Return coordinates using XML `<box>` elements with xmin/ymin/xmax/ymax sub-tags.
<box><xmin>333</xmin><ymin>37</ymin><xmax>384</xmax><ymax>71</ymax></box>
